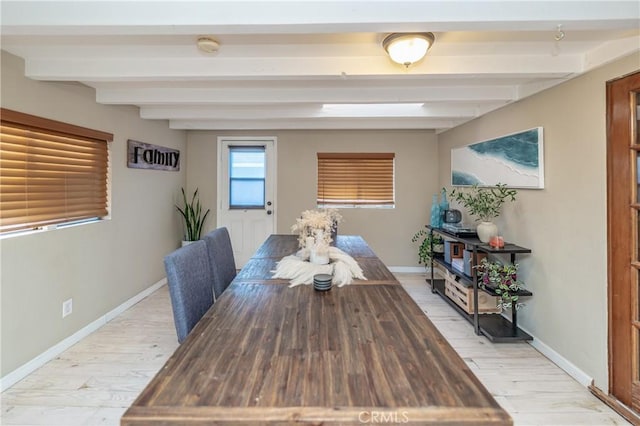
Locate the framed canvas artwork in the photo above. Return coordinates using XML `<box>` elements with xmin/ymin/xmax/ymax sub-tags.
<box><xmin>451</xmin><ymin>127</ymin><xmax>544</xmax><ymax>189</ymax></box>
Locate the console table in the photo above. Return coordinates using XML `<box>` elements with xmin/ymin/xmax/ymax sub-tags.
<box><xmin>427</xmin><ymin>226</ymin><xmax>533</xmax><ymax>343</ymax></box>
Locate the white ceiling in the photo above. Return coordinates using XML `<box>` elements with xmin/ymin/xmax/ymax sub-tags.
<box><xmin>1</xmin><ymin>1</ymin><xmax>639</xmax><ymax>132</ymax></box>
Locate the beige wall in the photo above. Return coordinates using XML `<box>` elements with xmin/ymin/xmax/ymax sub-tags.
<box><xmin>187</xmin><ymin>130</ymin><xmax>439</xmax><ymax>266</ymax></box>
<box><xmin>5</xmin><ymin>43</ymin><xmax>635</xmax><ymax>392</ymax></box>
<box><xmin>0</xmin><ymin>52</ymin><xmax>187</xmax><ymax>376</ymax></box>
<box><xmin>438</xmin><ymin>53</ymin><xmax>640</xmax><ymax>391</ymax></box>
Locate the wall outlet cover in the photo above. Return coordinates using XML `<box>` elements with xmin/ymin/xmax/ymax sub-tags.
<box><xmin>62</xmin><ymin>299</ymin><xmax>72</xmax><ymax>318</ymax></box>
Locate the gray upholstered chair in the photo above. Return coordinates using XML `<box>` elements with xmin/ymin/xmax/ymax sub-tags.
<box><xmin>203</xmin><ymin>227</ymin><xmax>237</xmax><ymax>299</ymax></box>
<box><xmin>164</xmin><ymin>240</ymin><xmax>214</xmax><ymax>344</ymax></box>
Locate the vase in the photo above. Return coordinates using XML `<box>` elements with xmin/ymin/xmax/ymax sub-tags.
<box><xmin>430</xmin><ymin>194</ymin><xmax>441</xmax><ymax>228</ymax></box>
<box><xmin>330</xmin><ymin>221</ymin><xmax>338</xmax><ymax>246</ymax></box>
<box><xmin>439</xmin><ymin>189</ymin><xmax>449</xmax><ymax>221</ymax></box>
<box><xmin>310</xmin><ymin>247</ymin><xmax>330</xmax><ymax>264</ymax></box>
<box><xmin>476</xmin><ymin>221</ymin><xmax>498</xmax><ymax>243</ymax></box>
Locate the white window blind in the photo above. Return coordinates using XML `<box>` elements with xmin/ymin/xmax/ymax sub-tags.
<box><xmin>0</xmin><ymin>108</ymin><xmax>113</xmax><ymax>234</ymax></box>
<box><xmin>317</xmin><ymin>152</ymin><xmax>395</xmax><ymax>207</ymax></box>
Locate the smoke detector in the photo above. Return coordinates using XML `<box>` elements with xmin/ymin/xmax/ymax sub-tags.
<box><xmin>197</xmin><ymin>36</ymin><xmax>219</xmax><ymax>54</ymax></box>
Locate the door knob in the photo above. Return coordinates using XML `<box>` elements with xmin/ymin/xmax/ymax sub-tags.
<box><xmin>267</xmin><ymin>201</ymin><xmax>272</xmax><ymax>206</ymax></box>
<box><xmin>267</xmin><ymin>210</ymin><xmax>272</xmax><ymax>215</ymax></box>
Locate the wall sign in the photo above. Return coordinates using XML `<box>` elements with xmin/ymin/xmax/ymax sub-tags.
<box><xmin>127</xmin><ymin>139</ymin><xmax>180</xmax><ymax>171</ymax></box>
<box><xmin>451</xmin><ymin>127</ymin><xmax>544</xmax><ymax>189</ymax></box>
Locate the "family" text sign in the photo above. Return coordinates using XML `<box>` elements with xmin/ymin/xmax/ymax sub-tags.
<box><xmin>127</xmin><ymin>139</ymin><xmax>180</xmax><ymax>171</ymax></box>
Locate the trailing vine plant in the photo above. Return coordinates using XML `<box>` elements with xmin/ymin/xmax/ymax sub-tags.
<box><xmin>476</xmin><ymin>257</ymin><xmax>525</xmax><ymax>310</ymax></box>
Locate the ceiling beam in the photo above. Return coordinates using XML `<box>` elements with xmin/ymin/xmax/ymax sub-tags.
<box><xmin>2</xmin><ymin>1</ymin><xmax>638</xmax><ymax>35</ymax></box>
<box><xmin>96</xmin><ymin>85</ymin><xmax>517</xmax><ymax>105</ymax></box>
<box><xmin>169</xmin><ymin>117</ymin><xmax>464</xmax><ymax>130</ymax></box>
<box><xmin>139</xmin><ymin>103</ymin><xmax>488</xmax><ymax>120</ymax></box>
<box><xmin>22</xmin><ymin>55</ymin><xmax>580</xmax><ymax>81</ymax></box>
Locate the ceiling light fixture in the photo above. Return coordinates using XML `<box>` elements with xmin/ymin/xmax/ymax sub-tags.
<box><xmin>382</xmin><ymin>32</ymin><xmax>435</xmax><ymax>68</ymax></box>
<box><xmin>197</xmin><ymin>36</ymin><xmax>219</xmax><ymax>54</ymax></box>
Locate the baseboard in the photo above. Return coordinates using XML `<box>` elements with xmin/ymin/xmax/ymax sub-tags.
<box><xmin>524</xmin><ymin>329</ymin><xmax>593</xmax><ymax>387</ymax></box>
<box><xmin>391</xmin><ymin>269</ymin><xmax>594</xmax><ymax>388</ymax></box>
<box><xmin>0</xmin><ymin>278</ymin><xmax>167</xmax><ymax>392</ymax></box>
<box><xmin>388</xmin><ymin>266</ymin><xmax>429</xmax><ymax>273</ymax></box>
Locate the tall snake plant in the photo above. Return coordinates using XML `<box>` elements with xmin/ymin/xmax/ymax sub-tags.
<box><xmin>176</xmin><ymin>187</ymin><xmax>210</xmax><ymax>241</ymax></box>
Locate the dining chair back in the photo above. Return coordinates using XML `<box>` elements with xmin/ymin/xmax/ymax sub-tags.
<box><xmin>204</xmin><ymin>227</ymin><xmax>237</xmax><ymax>299</ymax></box>
<box><xmin>164</xmin><ymin>240</ymin><xmax>214</xmax><ymax>343</ymax></box>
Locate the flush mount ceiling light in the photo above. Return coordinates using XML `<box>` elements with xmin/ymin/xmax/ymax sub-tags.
<box><xmin>197</xmin><ymin>36</ymin><xmax>219</xmax><ymax>54</ymax></box>
<box><xmin>382</xmin><ymin>32</ymin><xmax>435</xmax><ymax>68</ymax></box>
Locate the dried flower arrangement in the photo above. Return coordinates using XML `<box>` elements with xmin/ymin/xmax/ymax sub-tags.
<box><xmin>291</xmin><ymin>208</ymin><xmax>343</xmax><ymax>248</ymax></box>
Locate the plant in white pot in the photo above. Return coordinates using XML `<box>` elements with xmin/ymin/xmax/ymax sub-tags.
<box><xmin>449</xmin><ymin>183</ymin><xmax>517</xmax><ymax>243</ymax></box>
<box><xmin>176</xmin><ymin>187</ymin><xmax>210</xmax><ymax>246</ymax></box>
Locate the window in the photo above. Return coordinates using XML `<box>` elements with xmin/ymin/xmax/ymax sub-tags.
<box><xmin>317</xmin><ymin>152</ymin><xmax>395</xmax><ymax>208</ymax></box>
<box><xmin>0</xmin><ymin>108</ymin><xmax>113</xmax><ymax>234</ymax></box>
<box><xmin>229</xmin><ymin>145</ymin><xmax>266</xmax><ymax>209</ymax></box>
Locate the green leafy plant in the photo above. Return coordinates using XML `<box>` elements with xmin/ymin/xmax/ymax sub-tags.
<box><xmin>176</xmin><ymin>187</ymin><xmax>210</xmax><ymax>241</ymax></box>
<box><xmin>476</xmin><ymin>258</ymin><xmax>524</xmax><ymax>310</ymax></box>
<box><xmin>449</xmin><ymin>183</ymin><xmax>517</xmax><ymax>222</ymax></box>
<box><xmin>411</xmin><ymin>227</ymin><xmax>444</xmax><ymax>265</ymax></box>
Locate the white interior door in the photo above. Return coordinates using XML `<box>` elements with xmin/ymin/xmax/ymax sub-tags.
<box><xmin>217</xmin><ymin>137</ymin><xmax>277</xmax><ymax>267</ymax></box>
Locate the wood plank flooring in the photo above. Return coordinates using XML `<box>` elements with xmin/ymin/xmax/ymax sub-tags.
<box><xmin>1</xmin><ymin>273</ymin><xmax>631</xmax><ymax>425</ymax></box>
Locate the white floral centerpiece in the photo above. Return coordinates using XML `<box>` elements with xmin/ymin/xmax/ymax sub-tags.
<box><xmin>291</xmin><ymin>208</ymin><xmax>343</xmax><ymax>248</ymax></box>
<box><xmin>273</xmin><ymin>208</ymin><xmax>365</xmax><ymax>286</ymax></box>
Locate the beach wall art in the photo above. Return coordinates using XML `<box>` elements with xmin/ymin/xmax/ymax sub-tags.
<box><xmin>451</xmin><ymin>127</ymin><xmax>544</xmax><ymax>189</ymax></box>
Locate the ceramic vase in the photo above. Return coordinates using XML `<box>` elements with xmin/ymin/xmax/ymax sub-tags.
<box><xmin>476</xmin><ymin>221</ymin><xmax>498</xmax><ymax>243</ymax></box>
<box><xmin>310</xmin><ymin>247</ymin><xmax>330</xmax><ymax>265</ymax></box>
<box><xmin>309</xmin><ymin>230</ymin><xmax>330</xmax><ymax>264</ymax></box>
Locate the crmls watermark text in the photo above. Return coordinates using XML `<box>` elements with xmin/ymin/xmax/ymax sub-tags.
<box><xmin>358</xmin><ymin>411</ymin><xmax>410</xmax><ymax>424</ymax></box>
<box><xmin>127</xmin><ymin>139</ymin><xmax>180</xmax><ymax>171</ymax></box>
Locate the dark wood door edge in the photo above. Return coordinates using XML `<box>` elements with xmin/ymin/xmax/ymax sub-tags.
<box><xmin>590</xmin><ymin>383</ymin><xmax>640</xmax><ymax>426</ymax></box>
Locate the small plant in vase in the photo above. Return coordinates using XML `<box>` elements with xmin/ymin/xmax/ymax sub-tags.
<box><xmin>291</xmin><ymin>209</ymin><xmax>343</xmax><ymax>264</ymax></box>
<box><xmin>176</xmin><ymin>187</ymin><xmax>210</xmax><ymax>245</ymax></box>
<box><xmin>476</xmin><ymin>258</ymin><xmax>525</xmax><ymax>311</ymax></box>
<box><xmin>449</xmin><ymin>183</ymin><xmax>517</xmax><ymax>243</ymax></box>
<box><xmin>411</xmin><ymin>227</ymin><xmax>444</xmax><ymax>266</ymax></box>
<box><xmin>291</xmin><ymin>208</ymin><xmax>343</xmax><ymax>248</ymax></box>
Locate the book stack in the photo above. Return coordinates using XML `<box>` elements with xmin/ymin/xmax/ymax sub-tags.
<box><xmin>451</xmin><ymin>258</ymin><xmax>465</xmax><ymax>273</ymax></box>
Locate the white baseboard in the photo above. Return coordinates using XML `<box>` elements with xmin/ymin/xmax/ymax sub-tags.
<box><xmin>520</xmin><ymin>326</ymin><xmax>593</xmax><ymax>387</ymax></box>
<box><xmin>0</xmin><ymin>278</ymin><xmax>167</xmax><ymax>392</ymax></box>
<box><xmin>390</xmin><ymin>269</ymin><xmax>593</xmax><ymax>388</ymax></box>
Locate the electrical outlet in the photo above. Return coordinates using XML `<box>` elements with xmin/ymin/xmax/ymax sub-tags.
<box><xmin>62</xmin><ymin>298</ymin><xmax>73</xmax><ymax>318</ymax></box>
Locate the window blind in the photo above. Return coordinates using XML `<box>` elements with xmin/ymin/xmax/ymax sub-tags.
<box><xmin>0</xmin><ymin>108</ymin><xmax>113</xmax><ymax>234</ymax></box>
<box><xmin>317</xmin><ymin>152</ymin><xmax>395</xmax><ymax>206</ymax></box>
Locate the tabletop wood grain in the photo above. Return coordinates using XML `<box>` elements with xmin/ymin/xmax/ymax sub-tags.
<box><xmin>121</xmin><ymin>235</ymin><xmax>511</xmax><ymax>425</ymax></box>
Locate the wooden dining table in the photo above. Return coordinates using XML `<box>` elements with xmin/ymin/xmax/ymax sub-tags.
<box><xmin>121</xmin><ymin>234</ymin><xmax>511</xmax><ymax>425</ymax></box>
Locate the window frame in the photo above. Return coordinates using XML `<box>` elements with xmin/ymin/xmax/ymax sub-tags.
<box><xmin>316</xmin><ymin>152</ymin><xmax>396</xmax><ymax>209</ymax></box>
<box><xmin>228</xmin><ymin>145</ymin><xmax>266</xmax><ymax>210</ymax></box>
<box><xmin>0</xmin><ymin>108</ymin><xmax>113</xmax><ymax>236</ymax></box>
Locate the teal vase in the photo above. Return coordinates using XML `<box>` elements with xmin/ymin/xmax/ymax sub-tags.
<box><xmin>430</xmin><ymin>194</ymin><xmax>441</xmax><ymax>228</ymax></box>
<box><xmin>440</xmin><ymin>189</ymin><xmax>449</xmax><ymax>212</ymax></box>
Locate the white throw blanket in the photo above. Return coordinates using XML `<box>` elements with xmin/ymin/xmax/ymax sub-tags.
<box><xmin>271</xmin><ymin>246</ymin><xmax>367</xmax><ymax>287</ymax></box>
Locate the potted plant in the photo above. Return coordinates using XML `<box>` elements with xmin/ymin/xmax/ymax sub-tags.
<box><xmin>176</xmin><ymin>187</ymin><xmax>210</xmax><ymax>245</ymax></box>
<box><xmin>476</xmin><ymin>258</ymin><xmax>525</xmax><ymax>310</ymax></box>
<box><xmin>412</xmin><ymin>226</ymin><xmax>444</xmax><ymax>266</ymax></box>
<box><xmin>449</xmin><ymin>183</ymin><xmax>517</xmax><ymax>242</ymax></box>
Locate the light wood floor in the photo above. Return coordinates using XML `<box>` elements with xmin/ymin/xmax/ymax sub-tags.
<box><xmin>1</xmin><ymin>273</ymin><xmax>631</xmax><ymax>425</ymax></box>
